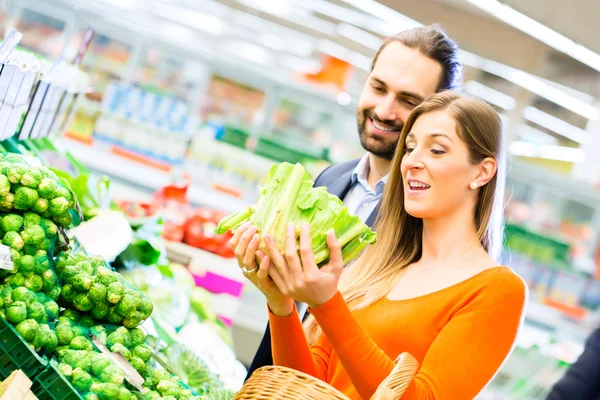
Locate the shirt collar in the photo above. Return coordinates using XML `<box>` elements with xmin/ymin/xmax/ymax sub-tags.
<box><xmin>351</xmin><ymin>154</ymin><xmax>389</xmax><ymax>194</ymax></box>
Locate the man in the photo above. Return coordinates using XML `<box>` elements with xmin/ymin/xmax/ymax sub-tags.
<box><xmin>245</xmin><ymin>24</ymin><xmax>462</xmax><ymax>379</ymax></box>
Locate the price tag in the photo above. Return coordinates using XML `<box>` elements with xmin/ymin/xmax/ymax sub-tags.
<box><xmin>0</xmin><ymin>244</ymin><xmax>14</xmax><ymax>271</ymax></box>
<box><xmin>91</xmin><ymin>334</ymin><xmax>145</xmax><ymax>392</ymax></box>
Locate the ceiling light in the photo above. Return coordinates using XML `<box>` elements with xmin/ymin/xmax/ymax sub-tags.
<box><xmin>337</xmin><ymin>23</ymin><xmax>383</xmax><ymax>52</ymax></box>
<box><xmin>523</xmin><ymin>107</ymin><xmax>588</xmax><ymax>144</ymax></box>
<box><xmin>236</xmin><ymin>0</ymin><xmax>337</xmax><ymax>35</ymax></box>
<box><xmin>509</xmin><ymin>141</ymin><xmax>585</xmax><ymax>163</ymax></box>
<box><xmin>223</xmin><ymin>40</ymin><xmax>274</xmax><ymax>66</ymax></box>
<box><xmin>464</xmin><ymin>80</ymin><xmax>516</xmax><ymax>110</ymax></box>
<box><xmin>152</xmin><ymin>3</ymin><xmax>226</xmax><ymax>36</ymax></box>
<box><xmin>340</xmin><ymin>0</ymin><xmax>421</xmax><ymax>30</ymax></box>
<box><xmin>280</xmin><ymin>55</ymin><xmax>322</xmax><ymax>74</ymax></box>
<box><xmin>465</xmin><ymin>0</ymin><xmax>600</xmax><ymax>72</ymax></box>
<box><xmin>460</xmin><ymin>50</ymin><xmax>600</xmax><ymax>120</ymax></box>
<box><xmin>517</xmin><ymin>124</ymin><xmax>559</xmax><ymax>146</ymax></box>
<box><xmin>318</xmin><ymin>39</ymin><xmax>370</xmax><ymax>71</ymax></box>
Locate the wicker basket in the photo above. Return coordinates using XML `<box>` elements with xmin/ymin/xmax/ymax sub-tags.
<box><xmin>234</xmin><ymin>352</ymin><xmax>419</xmax><ymax>400</ymax></box>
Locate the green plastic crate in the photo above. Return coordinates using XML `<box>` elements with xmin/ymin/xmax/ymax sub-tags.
<box><xmin>0</xmin><ymin>316</ymin><xmax>48</xmax><ymax>379</ymax></box>
<box><xmin>30</xmin><ymin>359</ymin><xmax>83</xmax><ymax>400</ymax></box>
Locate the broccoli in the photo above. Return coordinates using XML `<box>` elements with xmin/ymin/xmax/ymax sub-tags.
<box><xmin>7</xmin><ymin>164</ymin><xmax>25</xmax><ymax>184</ymax></box>
<box><xmin>89</xmin><ymin>383</ymin><xmax>121</xmax><ymax>399</ymax></box>
<box><xmin>72</xmin><ymin>274</ymin><xmax>93</xmax><ymax>292</ymax></box>
<box><xmin>16</xmin><ymin>254</ymin><xmax>34</xmax><ymax>275</ymax></box>
<box><xmin>27</xmin><ymin>302</ymin><xmax>47</xmax><ymax>323</ymax></box>
<box><xmin>0</xmin><ymin>175</ymin><xmax>10</xmax><ymax>196</ymax></box>
<box><xmin>15</xmin><ymin>318</ymin><xmax>38</xmax><ymax>341</ymax></box>
<box><xmin>6</xmin><ymin>301</ymin><xmax>27</xmax><ymax>323</ymax></box>
<box><xmin>14</xmin><ymin>186</ymin><xmax>39</xmax><ymax>210</ymax></box>
<box><xmin>0</xmin><ymin>214</ymin><xmax>23</xmax><ymax>232</ymax></box>
<box><xmin>44</xmin><ymin>300</ymin><xmax>59</xmax><ymax>320</ymax></box>
<box><xmin>60</xmin><ymin>284</ymin><xmax>76</xmax><ymax>303</ymax></box>
<box><xmin>91</xmin><ymin>302</ymin><xmax>109</xmax><ymax>320</ymax></box>
<box><xmin>56</xmin><ymin>324</ymin><xmax>75</xmax><ymax>346</ymax></box>
<box><xmin>3</xmin><ymin>231</ymin><xmax>24</xmax><ymax>250</ymax></box>
<box><xmin>40</xmin><ymin>218</ymin><xmax>58</xmax><ymax>237</ymax></box>
<box><xmin>70</xmin><ymin>336</ymin><xmax>93</xmax><ymax>351</ymax></box>
<box><xmin>37</xmin><ymin>178</ymin><xmax>58</xmax><ymax>199</ymax></box>
<box><xmin>22</xmin><ymin>225</ymin><xmax>45</xmax><ymax>246</ymax></box>
<box><xmin>106</xmin><ymin>282</ymin><xmax>124</xmax><ymax>304</ymax></box>
<box><xmin>21</xmin><ymin>168</ymin><xmax>42</xmax><ymax>188</ymax></box>
<box><xmin>71</xmin><ymin>367</ymin><xmax>93</xmax><ymax>392</ymax></box>
<box><xmin>79</xmin><ymin>316</ymin><xmax>95</xmax><ymax>328</ymax></box>
<box><xmin>6</xmin><ymin>272</ymin><xmax>25</xmax><ymax>287</ymax></box>
<box><xmin>41</xmin><ymin>269</ymin><xmax>58</xmax><ymax>292</ymax></box>
<box><xmin>49</xmin><ymin>197</ymin><xmax>69</xmax><ymax>216</ymax></box>
<box><xmin>24</xmin><ymin>274</ymin><xmax>43</xmax><ymax>292</ymax></box>
<box><xmin>133</xmin><ymin>345</ymin><xmax>152</xmax><ymax>363</ymax></box>
<box><xmin>73</xmin><ymin>293</ymin><xmax>94</xmax><ymax>312</ymax></box>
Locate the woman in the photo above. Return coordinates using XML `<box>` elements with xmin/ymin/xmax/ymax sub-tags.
<box><xmin>231</xmin><ymin>91</ymin><xmax>527</xmax><ymax>399</ymax></box>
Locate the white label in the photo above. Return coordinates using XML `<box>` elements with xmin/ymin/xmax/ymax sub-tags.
<box><xmin>0</xmin><ymin>244</ymin><xmax>14</xmax><ymax>271</ymax></box>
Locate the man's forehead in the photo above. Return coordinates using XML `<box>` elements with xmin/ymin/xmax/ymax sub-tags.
<box><xmin>371</xmin><ymin>42</ymin><xmax>442</xmax><ymax>96</ymax></box>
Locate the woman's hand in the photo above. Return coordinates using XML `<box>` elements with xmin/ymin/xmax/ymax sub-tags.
<box><xmin>263</xmin><ymin>222</ymin><xmax>344</xmax><ymax>309</ymax></box>
<box><xmin>230</xmin><ymin>222</ymin><xmax>294</xmax><ymax>316</ymax></box>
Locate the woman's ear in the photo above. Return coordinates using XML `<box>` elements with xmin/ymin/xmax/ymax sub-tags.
<box><xmin>472</xmin><ymin>157</ymin><xmax>497</xmax><ymax>188</ymax></box>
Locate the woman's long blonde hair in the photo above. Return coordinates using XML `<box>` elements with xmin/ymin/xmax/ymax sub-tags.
<box><xmin>304</xmin><ymin>91</ymin><xmax>506</xmax><ymax>342</ymax></box>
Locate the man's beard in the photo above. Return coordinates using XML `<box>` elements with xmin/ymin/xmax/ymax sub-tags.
<box><xmin>357</xmin><ymin>108</ymin><xmax>403</xmax><ymax>161</ymax></box>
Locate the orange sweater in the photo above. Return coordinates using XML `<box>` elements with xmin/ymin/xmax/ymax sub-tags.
<box><xmin>269</xmin><ymin>266</ymin><xmax>527</xmax><ymax>400</ymax></box>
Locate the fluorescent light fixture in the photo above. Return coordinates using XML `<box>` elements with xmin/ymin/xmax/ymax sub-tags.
<box><xmin>459</xmin><ymin>50</ymin><xmax>600</xmax><ymax>120</ymax></box>
<box><xmin>318</xmin><ymin>39</ymin><xmax>371</xmax><ymax>70</ymax></box>
<box><xmin>465</xmin><ymin>0</ymin><xmax>600</xmax><ymax>72</ymax></box>
<box><xmin>172</xmin><ymin>0</ymin><xmax>232</xmax><ymax>18</ymax></box>
<box><xmin>232</xmin><ymin>12</ymin><xmax>315</xmax><ymax>57</ymax></box>
<box><xmin>152</xmin><ymin>3</ymin><xmax>227</xmax><ymax>36</ymax></box>
<box><xmin>523</xmin><ymin>107</ymin><xmax>588</xmax><ymax>144</ymax></box>
<box><xmin>340</xmin><ymin>0</ymin><xmax>421</xmax><ymax>30</ymax></box>
<box><xmin>339</xmin><ymin>1</ymin><xmax>599</xmax><ymax>120</ymax></box>
<box><xmin>509</xmin><ymin>141</ymin><xmax>585</xmax><ymax>163</ymax></box>
<box><xmin>256</xmin><ymin>33</ymin><xmax>286</xmax><ymax>52</ymax></box>
<box><xmin>337</xmin><ymin>23</ymin><xmax>383</xmax><ymax>52</ymax></box>
<box><xmin>464</xmin><ymin>80</ymin><xmax>516</xmax><ymax>110</ymax></box>
<box><xmin>280</xmin><ymin>55</ymin><xmax>322</xmax><ymax>74</ymax></box>
<box><xmin>517</xmin><ymin>124</ymin><xmax>559</xmax><ymax>146</ymax></box>
<box><xmin>222</xmin><ymin>40</ymin><xmax>274</xmax><ymax>66</ymax></box>
<box><xmin>236</xmin><ymin>0</ymin><xmax>337</xmax><ymax>35</ymax></box>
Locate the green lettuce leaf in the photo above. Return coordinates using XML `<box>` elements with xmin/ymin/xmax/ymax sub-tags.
<box><xmin>216</xmin><ymin>162</ymin><xmax>377</xmax><ymax>266</ymax></box>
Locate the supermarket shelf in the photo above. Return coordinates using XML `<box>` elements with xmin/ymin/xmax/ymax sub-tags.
<box><xmin>61</xmin><ymin>138</ymin><xmax>249</xmax><ymax>214</ymax></box>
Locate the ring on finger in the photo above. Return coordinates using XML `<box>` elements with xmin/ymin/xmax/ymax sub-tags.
<box><xmin>242</xmin><ymin>265</ymin><xmax>258</xmax><ymax>275</ymax></box>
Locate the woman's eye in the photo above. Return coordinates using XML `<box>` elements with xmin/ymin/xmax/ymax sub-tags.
<box><xmin>431</xmin><ymin>149</ymin><xmax>445</xmax><ymax>155</ymax></box>
<box><xmin>405</xmin><ymin>147</ymin><xmax>414</xmax><ymax>153</ymax></box>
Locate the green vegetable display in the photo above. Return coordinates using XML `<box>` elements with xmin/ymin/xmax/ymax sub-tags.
<box><xmin>216</xmin><ymin>162</ymin><xmax>377</xmax><ymax>267</ymax></box>
<box><xmin>55</xmin><ymin>252</ymin><xmax>153</xmax><ymax>328</ymax></box>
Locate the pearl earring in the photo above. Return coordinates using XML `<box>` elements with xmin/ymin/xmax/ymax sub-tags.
<box><xmin>470</xmin><ymin>182</ymin><xmax>478</xmax><ymax>190</ymax></box>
